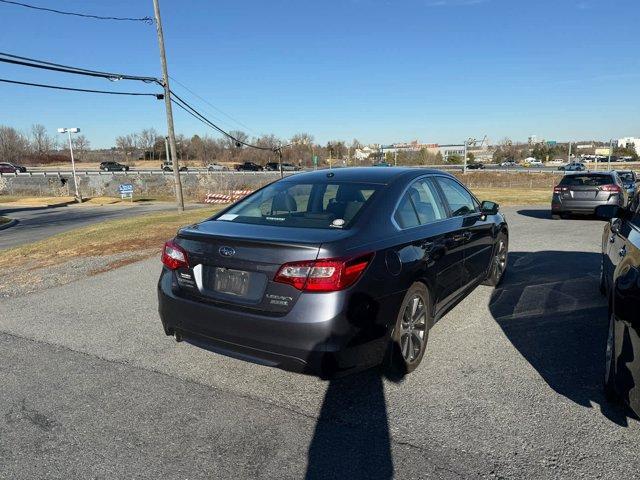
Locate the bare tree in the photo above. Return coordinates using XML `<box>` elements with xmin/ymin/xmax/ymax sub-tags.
<box><xmin>0</xmin><ymin>126</ymin><xmax>29</xmax><ymax>163</ymax></box>
<box><xmin>71</xmin><ymin>135</ymin><xmax>90</xmax><ymax>161</ymax></box>
<box><xmin>138</xmin><ymin>128</ymin><xmax>158</xmax><ymax>160</ymax></box>
<box><xmin>30</xmin><ymin>124</ymin><xmax>56</xmax><ymax>155</ymax></box>
<box><xmin>115</xmin><ymin>134</ymin><xmax>136</xmax><ymax>161</ymax></box>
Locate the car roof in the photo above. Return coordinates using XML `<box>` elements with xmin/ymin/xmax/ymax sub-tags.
<box><xmin>280</xmin><ymin>167</ymin><xmax>451</xmax><ymax>185</ymax></box>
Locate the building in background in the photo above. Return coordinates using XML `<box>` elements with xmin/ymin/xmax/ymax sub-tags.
<box><xmin>618</xmin><ymin>137</ymin><xmax>640</xmax><ymax>155</ymax></box>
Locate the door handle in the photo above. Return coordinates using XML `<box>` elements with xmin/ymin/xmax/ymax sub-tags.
<box><xmin>452</xmin><ymin>232</ymin><xmax>472</xmax><ymax>242</ymax></box>
<box><xmin>619</xmin><ymin>245</ymin><xmax>627</xmax><ymax>258</ymax></box>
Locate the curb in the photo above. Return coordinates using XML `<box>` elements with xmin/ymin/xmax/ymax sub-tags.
<box><xmin>0</xmin><ymin>218</ymin><xmax>18</xmax><ymax>231</ymax></box>
<box><xmin>0</xmin><ymin>199</ymin><xmax>77</xmax><ymax>208</ymax></box>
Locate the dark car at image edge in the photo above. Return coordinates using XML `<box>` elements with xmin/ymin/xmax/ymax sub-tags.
<box><xmin>158</xmin><ymin>167</ymin><xmax>508</xmax><ymax>377</ymax></box>
<box><xmin>100</xmin><ymin>161</ymin><xmax>129</xmax><ymax>172</ymax></box>
<box><xmin>598</xmin><ymin>199</ymin><xmax>640</xmax><ymax>417</ymax></box>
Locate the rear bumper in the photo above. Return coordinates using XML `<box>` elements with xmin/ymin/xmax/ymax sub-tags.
<box><xmin>157</xmin><ymin>269</ymin><xmax>399</xmax><ymax>377</ymax></box>
<box><xmin>551</xmin><ymin>196</ymin><xmax>623</xmax><ymax>214</ymax></box>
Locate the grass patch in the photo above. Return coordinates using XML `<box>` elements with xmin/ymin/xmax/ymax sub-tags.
<box><xmin>0</xmin><ymin>205</ymin><xmax>226</xmax><ymax>270</ymax></box>
<box><xmin>470</xmin><ymin>187</ymin><xmax>551</xmax><ymax>205</ymax></box>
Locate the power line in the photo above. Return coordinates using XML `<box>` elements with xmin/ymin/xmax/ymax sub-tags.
<box><xmin>0</xmin><ymin>0</ymin><xmax>153</xmax><ymax>24</ymax></box>
<box><xmin>169</xmin><ymin>75</ymin><xmax>258</xmax><ymax>135</ymax></box>
<box><xmin>0</xmin><ymin>77</ymin><xmax>164</xmax><ymax>98</ymax></box>
<box><xmin>0</xmin><ymin>51</ymin><xmax>159</xmax><ymax>83</ymax></box>
<box><xmin>170</xmin><ymin>93</ymin><xmax>274</xmax><ymax>151</ymax></box>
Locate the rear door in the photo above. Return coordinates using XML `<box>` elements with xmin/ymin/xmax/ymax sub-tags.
<box><xmin>391</xmin><ymin>177</ymin><xmax>459</xmax><ymax>308</ymax></box>
<box><xmin>434</xmin><ymin>176</ymin><xmax>495</xmax><ymax>286</ymax></box>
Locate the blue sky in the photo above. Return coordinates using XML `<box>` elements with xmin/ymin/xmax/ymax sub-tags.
<box><xmin>0</xmin><ymin>0</ymin><xmax>638</xmax><ymax>148</ymax></box>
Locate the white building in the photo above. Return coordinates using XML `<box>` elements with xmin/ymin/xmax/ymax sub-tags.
<box><xmin>618</xmin><ymin>137</ymin><xmax>640</xmax><ymax>155</ymax></box>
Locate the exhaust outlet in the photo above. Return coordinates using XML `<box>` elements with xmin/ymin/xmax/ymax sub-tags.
<box><xmin>174</xmin><ymin>332</ymin><xmax>183</xmax><ymax>343</ymax></box>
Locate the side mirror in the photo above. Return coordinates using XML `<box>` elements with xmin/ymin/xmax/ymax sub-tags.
<box><xmin>595</xmin><ymin>204</ymin><xmax>624</xmax><ymax>221</ymax></box>
<box><xmin>480</xmin><ymin>200</ymin><xmax>499</xmax><ymax>215</ymax></box>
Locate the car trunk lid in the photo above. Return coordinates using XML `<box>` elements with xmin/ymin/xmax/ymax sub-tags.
<box><xmin>172</xmin><ymin>220</ymin><xmax>352</xmax><ymax>314</ymax></box>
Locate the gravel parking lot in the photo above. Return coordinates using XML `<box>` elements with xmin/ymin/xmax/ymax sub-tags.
<box><xmin>0</xmin><ymin>207</ymin><xmax>638</xmax><ymax>479</ymax></box>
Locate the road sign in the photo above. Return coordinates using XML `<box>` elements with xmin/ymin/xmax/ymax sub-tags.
<box><xmin>118</xmin><ymin>183</ymin><xmax>134</xmax><ymax>201</ymax></box>
<box><xmin>312</xmin><ymin>155</ymin><xmax>318</xmax><ymax>166</ymax></box>
<box><xmin>546</xmin><ymin>141</ymin><xmax>557</xmax><ymax>146</ymax></box>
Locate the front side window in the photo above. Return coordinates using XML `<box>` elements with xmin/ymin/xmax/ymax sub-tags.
<box><xmin>393</xmin><ymin>178</ymin><xmax>446</xmax><ymax>229</ymax></box>
<box><xmin>216</xmin><ymin>181</ymin><xmax>380</xmax><ymax>229</ymax></box>
<box><xmin>435</xmin><ymin>177</ymin><xmax>478</xmax><ymax>217</ymax></box>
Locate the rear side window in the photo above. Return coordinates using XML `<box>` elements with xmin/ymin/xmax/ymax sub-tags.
<box><xmin>394</xmin><ymin>178</ymin><xmax>446</xmax><ymax>229</ymax></box>
<box><xmin>435</xmin><ymin>177</ymin><xmax>478</xmax><ymax>217</ymax></box>
<box><xmin>559</xmin><ymin>174</ymin><xmax>615</xmax><ymax>187</ymax></box>
<box><xmin>618</xmin><ymin>172</ymin><xmax>635</xmax><ymax>182</ymax></box>
<box><xmin>217</xmin><ymin>181</ymin><xmax>381</xmax><ymax>229</ymax></box>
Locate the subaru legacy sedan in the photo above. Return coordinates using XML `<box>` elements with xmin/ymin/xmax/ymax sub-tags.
<box><xmin>158</xmin><ymin>168</ymin><xmax>508</xmax><ymax>377</ymax></box>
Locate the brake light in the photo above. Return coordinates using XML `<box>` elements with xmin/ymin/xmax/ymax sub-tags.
<box><xmin>601</xmin><ymin>184</ymin><xmax>622</xmax><ymax>193</ymax></box>
<box><xmin>274</xmin><ymin>253</ymin><xmax>373</xmax><ymax>292</ymax></box>
<box><xmin>161</xmin><ymin>240</ymin><xmax>189</xmax><ymax>270</ymax></box>
<box><xmin>553</xmin><ymin>186</ymin><xmax>568</xmax><ymax>193</ymax></box>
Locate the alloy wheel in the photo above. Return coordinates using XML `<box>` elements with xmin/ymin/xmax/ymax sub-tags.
<box><xmin>494</xmin><ymin>239</ymin><xmax>507</xmax><ymax>281</ymax></box>
<box><xmin>400</xmin><ymin>295</ymin><xmax>428</xmax><ymax>362</ymax></box>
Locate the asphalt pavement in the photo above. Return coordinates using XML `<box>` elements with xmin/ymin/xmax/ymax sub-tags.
<box><xmin>0</xmin><ymin>202</ymin><xmax>177</xmax><ymax>250</ymax></box>
<box><xmin>0</xmin><ymin>207</ymin><xmax>638</xmax><ymax>479</ymax></box>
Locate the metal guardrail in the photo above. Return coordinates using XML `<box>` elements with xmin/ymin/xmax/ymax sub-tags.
<box><xmin>0</xmin><ymin>167</ymin><xmax>572</xmax><ymax>177</ymax></box>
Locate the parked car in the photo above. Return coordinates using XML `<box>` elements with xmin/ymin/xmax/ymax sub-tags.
<box><xmin>0</xmin><ymin>162</ymin><xmax>26</xmax><ymax>173</ymax></box>
<box><xmin>235</xmin><ymin>161</ymin><xmax>264</xmax><ymax>172</ymax></box>
<box><xmin>100</xmin><ymin>161</ymin><xmax>129</xmax><ymax>172</ymax></box>
<box><xmin>207</xmin><ymin>163</ymin><xmax>228</xmax><ymax>172</ymax></box>
<box><xmin>558</xmin><ymin>162</ymin><xmax>586</xmax><ymax>172</ymax></box>
<box><xmin>500</xmin><ymin>160</ymin><xmax>517</xmax><ymax>167</ymax></box>
<box><xmin>616</xmin><ymin>170</ymin><xmax>637</xmax><ymax>203</ymax></box>
<box><xmin>372</xmin><ymin>161</ymin><xmax>391</xmax><ymax>167</ymax></box>
<box><xmin>158</xmin><ymin>167</ymin><xmax>508</xmax><ymax>377</ymax></box>
<box><xmin>551</xmin><ymin>171</ymin><xmax>627</xmax><ymax>219</ymax></box>
<box><xmin>467</xmin><ymin>162</ymin><xmax>485</xmax><ymax>170</ymax></box>
<box><xmin>523</xmin><ymin>158</ymin><xmax>543</xmax><ymax>167</ymax></box>
<box><xmin>265</xmin><ymin>162</ymin><xmax>299</xmax><ymax>171</ymax></box>
<box><xmin>597</xmin><ymin>200</ymin><xmax>640</xmax><ymax>417</ymax></box>
<box><xmin>161</xmin><ymin>162</ymin><xmax>188</xmax><ymax>172</ymax></box>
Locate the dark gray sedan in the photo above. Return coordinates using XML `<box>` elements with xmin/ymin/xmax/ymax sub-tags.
<box><xmin>158</xmin><ymin>168</ymin><xmax>508</xmax><ymax>377</ymax></box>
<box><xmin>551</xmin><ymin>171</ymin><xmax>628</xmax><ymax>219</ymax></box>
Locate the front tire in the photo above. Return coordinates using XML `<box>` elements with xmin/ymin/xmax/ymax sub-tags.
<box><xmin>604</xmin><ymin>312</ymin><xmax>617</xmax><ymax>402</ymax></box>
<box><xmin>483</xmin><ymin>233</ymin><xmax>508</xmax><ymax>286</ymax></box>
<box><xmin>385</xmin><ymin>282</ymin><xmax>432</xmax><ymax>375</ymax></box>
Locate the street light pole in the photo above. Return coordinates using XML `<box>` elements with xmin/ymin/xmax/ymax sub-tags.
<box><xmin>608</xmin><ymin>139</ymin><xmax>613</xmax><ymax>171</ymax></box>
<box><xmin>463</xmin><ymin>140</ymin><xmax>468</xmax><ymax>174</ymax></box>
<box><xmin>58</xmin><ymin>127</ymin><xmax>81</xmax><ymax>202</ymax></box>
<box><xmin>152</xmin><ymin>0</ymin><xmax>184</xmax><ymax>212</ymax></box>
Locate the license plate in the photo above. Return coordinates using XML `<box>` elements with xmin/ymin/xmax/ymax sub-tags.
<box><xmin>213</xmin><ymin>268</ymin><xmax>249</xmax><ymax>296</ymax></box>
<box><xmin>574</xmin><ymin>191</ymin><xmax>593</xmax><ymax>199</ymax></box>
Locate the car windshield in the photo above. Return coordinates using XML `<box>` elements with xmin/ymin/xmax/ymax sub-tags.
<box><xmin>559</xmin><ymin>174</ymin><xmax>614</xmax><ymax>187</ymax></box>
<box><xmin>216</xmin><ymin>181</ymin><xmax>381</xmax><ymax>229</ymax></box>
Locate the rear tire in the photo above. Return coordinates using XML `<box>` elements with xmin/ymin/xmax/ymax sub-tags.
<box><xmin>551</xmin><ymin>213</ymin><xmax>561</xmax><ymax>220</ymax></box>
<box><xmin>384</xmin><ymin>282</ymin><xmax>432</xmax><ymax>376</ymax></box>
<box><xmin>483</xmin><ymin>233</ymin><xmax>508</xmax><ymax>286</ymax></box>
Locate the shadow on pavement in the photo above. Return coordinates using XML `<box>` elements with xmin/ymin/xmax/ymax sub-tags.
<box><xmin>305</xmin><ymin>366</ymin><xmax>404</xmax><ymax>480</ymax></box>
<box><xmin>489</xmin><ymin>250</ymin><xmax>636</xmax><ymax>426</ymax></box>
<box><xmin>517</xmin><ymin>209</ymin><xmax>604</xmax><ymax>221</ymax></box>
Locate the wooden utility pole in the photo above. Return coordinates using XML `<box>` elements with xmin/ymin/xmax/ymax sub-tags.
<box><xmin>152</xmin><ymin>0</ymin><xmax>184</xmax><ymax>212</ymax></box>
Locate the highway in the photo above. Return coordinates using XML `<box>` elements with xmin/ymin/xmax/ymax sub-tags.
<box><xmin>0</xmin><ymin>202</ymin><xmax>178</xmax><ymax>250</ymax></box>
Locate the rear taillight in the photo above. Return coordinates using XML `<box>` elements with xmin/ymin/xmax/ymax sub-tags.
<box><xmin>161</xmin><ymin>240</ymin><xmax>189</xmax><ymax>270</ymax></box>
<box><xmin>601</xmin><ymin>184</ymin><xmax>622</xmax><ymax>193</ymax></box>
<box><xmin>274</xmin><ymin>253</ymin><xmax>373</xmax><ymax>292</ymax></box>
<box><xmin>553</xmin><ymin>186</ymin><xmax>568</xmax><ymax>193</ymax></box>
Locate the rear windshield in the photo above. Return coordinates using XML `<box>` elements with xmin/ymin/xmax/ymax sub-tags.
<box><xmin>215</xmin><ymin>181</ymin><xmax>381</xmax><ymax>229</ymax></box>
<box><xmin>559</xmin><ymin>174</ymin><xmax>615</xmax><ymax>187</ymax></box>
